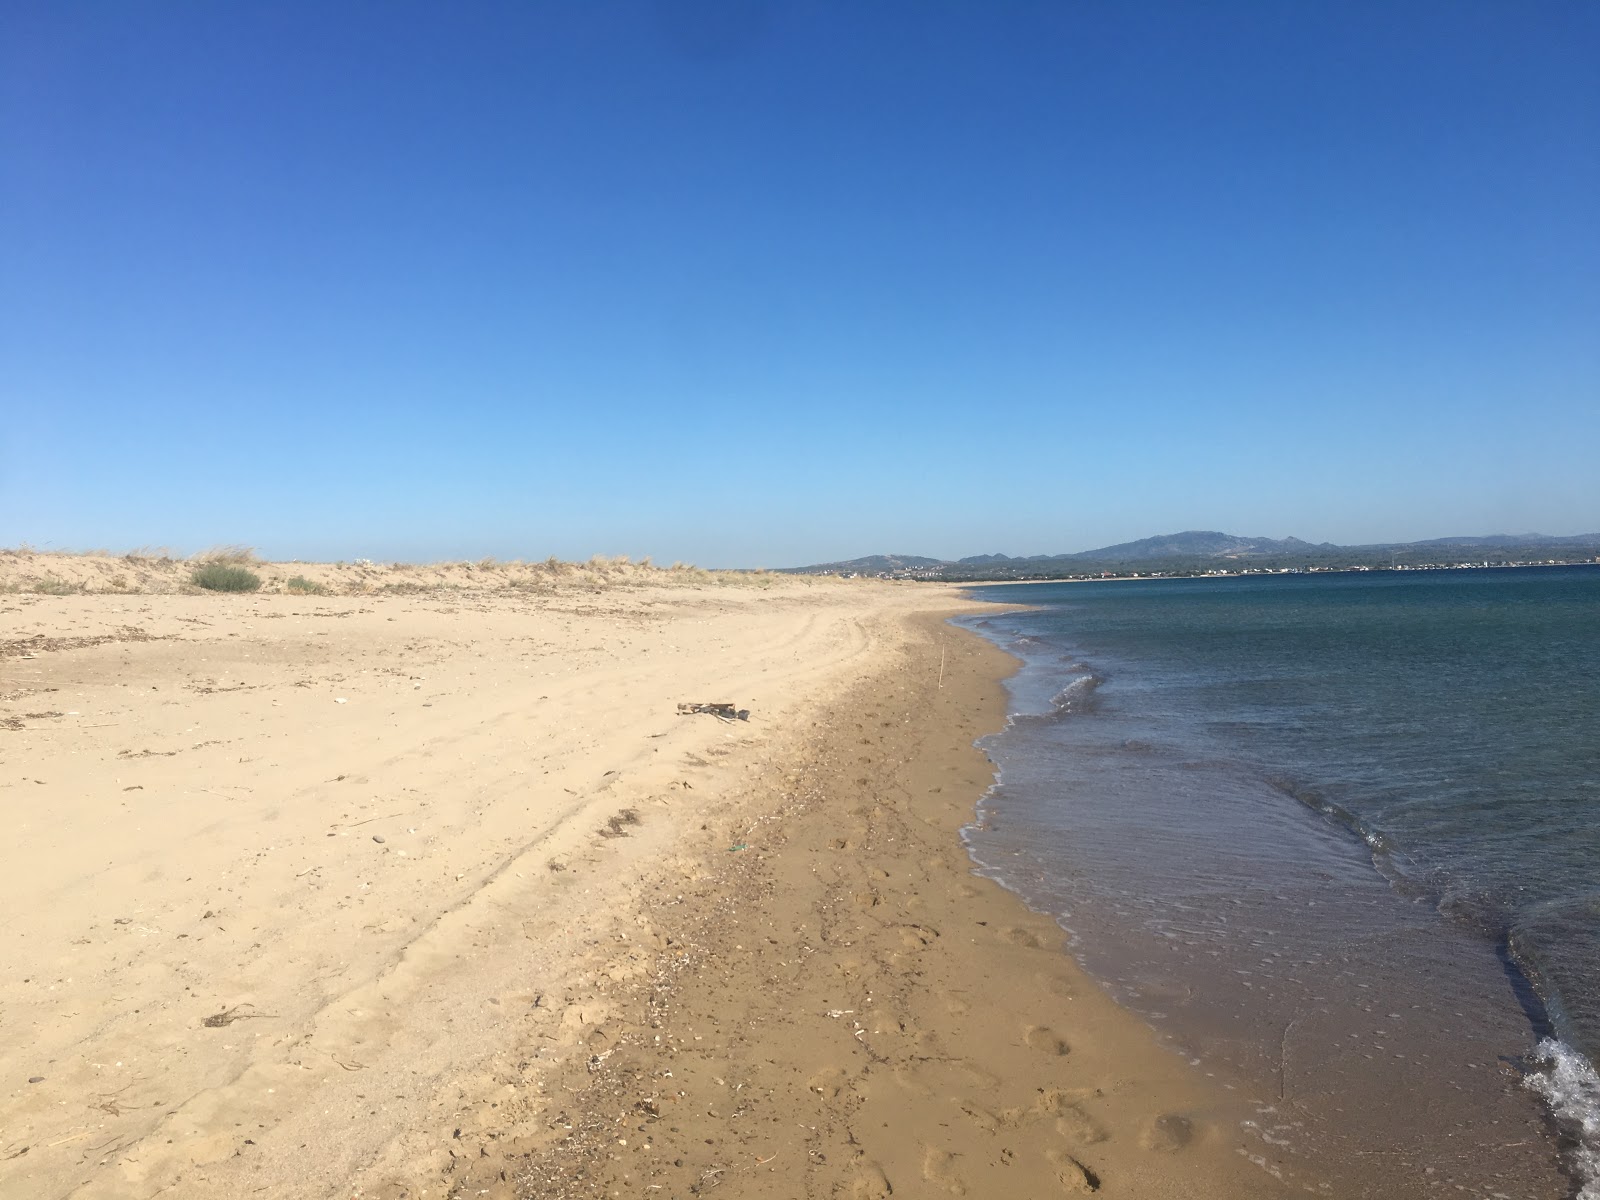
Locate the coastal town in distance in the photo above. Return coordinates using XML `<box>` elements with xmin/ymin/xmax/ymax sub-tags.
<box><xmin>787</xmin><ymin>529</ymin><xmax>1600</xmax><ymax>581</ymax></box>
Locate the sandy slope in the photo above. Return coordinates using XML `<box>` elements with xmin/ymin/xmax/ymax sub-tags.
<box><xmin>2</xmin><ymin>575</ymin><xmax>1284</xmax><ymax>1199</ymax></box>
<box><xmin>0</xmin><ymin>578</ymin><xmax>933</xmax><ymax>1197</ymax></box>
<box><xmin>420</xmin><ymin>615</ymin><xmax>1286</xmax><ymax>1200</ymax></box>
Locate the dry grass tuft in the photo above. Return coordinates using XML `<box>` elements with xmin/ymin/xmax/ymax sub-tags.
<box><xmin>124</xmin><ymin>546</ymin><xmax>177</xmax><ymax>565</ymax></box>
<box><xmin>3</xmin><ymin>575</ymin><xmax>81</xmax><ymax>595</ymax></box>
<box><xmin>191</xmin><ymin>544</ymin><xmax>258</xmax><ymax>565</ymax></box>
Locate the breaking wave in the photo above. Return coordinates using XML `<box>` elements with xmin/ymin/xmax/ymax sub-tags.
<box><xmin>1525</xmin><ymin>1038</ymin><xmax>1600</xmax><ymax>1199</ymax></box>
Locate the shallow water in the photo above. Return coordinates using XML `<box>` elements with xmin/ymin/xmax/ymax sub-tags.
<box><xmin>961</xmin><ymin>565</ymin><xmax>1600</xmax><ymax>1197</ymax></box>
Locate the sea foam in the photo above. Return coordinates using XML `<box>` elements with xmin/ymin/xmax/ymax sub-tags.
<box><xmin>1526</xmin><ymin>1038</ymin><xmax>1600</xmax><ymax>1199</ymax></box>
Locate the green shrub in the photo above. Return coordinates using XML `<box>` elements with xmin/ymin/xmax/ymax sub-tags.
<box><xmin>31</xmin><ymin>576</ymin><xmax>80</xmax><ymax>595</ymax></box>
<box><xmin>284</xmin><ymin>575</ymin><xmax>330</xmax><ymax>595</ymax></box>
<box><xmin>192</xmin><ymin>563</ymin><xmax>261</xmax><ymax>592</ymax></box>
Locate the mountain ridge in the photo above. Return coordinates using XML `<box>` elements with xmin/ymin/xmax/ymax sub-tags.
<box><xmin>783</xmin><ymin>531</ymin><xmax>1600</xmax><ymax>576</ymax></box>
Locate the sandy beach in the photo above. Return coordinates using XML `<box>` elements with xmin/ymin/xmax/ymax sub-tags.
<box><xmin>2</xmin><ymin>558</ymin><xmax>1283</xmax><ymax>1199</ymax></box>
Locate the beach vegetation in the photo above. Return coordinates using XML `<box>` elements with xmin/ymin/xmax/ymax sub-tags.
<box><xmin>193</xmin><ymin>544</ymin><xmax>258</xmax><ymax>566</ymax></box>
<box><xmin>191</xmin><ymin>562</ymin><xmax>262</xmax><ymax>592</ymax></box>
<box><xmin>284</xmin><ymin>575</ymin><xmax>330</xmax><ymax>595</ymax></box>
<box><xmin>124</xmin><ymin>546</ymin><xmax>176</xmax><ymax>564</ymax></box>
<box><xmin>3</xmin><ymin>575</ymin><xmax>80</xmax><ymax>595</ymax></box>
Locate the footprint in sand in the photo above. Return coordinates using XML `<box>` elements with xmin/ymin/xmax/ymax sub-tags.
<box><xmin>1024</xmin><ymin>1025</ymin><xmax>1071</xmax><ymax>1056</ymax></box>
<box><xmin>957</xmin><ymin>1100</ymin><xmax>1001</xmax><ymax>1132</ymax></box>
<box><xmin>896</xmin><ymin>924</ymin><xmax>940</xmax><ymax>949</ymax></box>
<box><xmin>1046</xmin><ymin>1148</ymin><xmax>1101</xmax><ymax>1193</ymax></box>
<box><xmin>1034</xmin><ymin>1086</ymin><xmax>1098</xmax><ymax>1116</ymax></box>
<box><xmin>921</xmin><ymin>1145</ymin><xmax>967</xmax><ymax>1195</ymax></box>
<box><xmin>892</xmin><ymin>1062</ymin><xmax>936</xmax><ymax>1098</ymax></box>
<box><xmin>807</xmin><ymin>1066</ymin><xmax>850</xmax><ymax>1100</ymax></box>
<box><xmin>1055</xmin><ymin>1104</ymin><xmax>1109</xmax><ymax>1146</ymax></box>
<box><xmin>848</xmin><ymin>1162</ymin><xmax>893</xmax><ymax>1199</ymax></box>
<box><xmin>956</xmin><ymin>1059</ymin><xmax>1002</xmax><ymax>1089</ymax></box>
<box><xmin>960</xmin><ymin>1099</ymin><xmax>1027</xmax><ymax>1132</ymax></box>
<box><xmin>1139</xmin><ymin>1112</ymin><xmax>1194</xmax><ymax>1152</ymax></box>
<box><xmin>1001</xmin><ymin>926</ymin><xmax>1045</xmax><ymax>948</ymax></box>
<box><xmin>1036</xmin><ymin>970</ymin><xmax>1078</xmax><ymax>1000</ymax></box>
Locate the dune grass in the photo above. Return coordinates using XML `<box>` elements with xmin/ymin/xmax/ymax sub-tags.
<box><xmin>1</xmin><ymin>575</ymin><xmax>81</xmax><ymax>595</ymax></box>
<box><xmin>191</xmin><ymin>562</ymin><xmax>262</xmax><ymax>592</ymax></box>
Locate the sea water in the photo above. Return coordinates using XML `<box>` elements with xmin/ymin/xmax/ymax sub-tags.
<box><xmin>961</xmin><ymin>565</ymin><xmax>1600</xmax><ymax>1197</ymax></box>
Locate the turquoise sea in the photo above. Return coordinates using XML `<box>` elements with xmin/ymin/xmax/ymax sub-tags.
<box><xmin>962</xmin><ymin>565</ymin><xmax>1600</xmax><ymax>1198</ymax></box>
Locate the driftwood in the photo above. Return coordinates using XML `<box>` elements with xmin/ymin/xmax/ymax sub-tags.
<box><xmin>676</xmin><ymin>702</ymin><xmax>749</xmax><ymax>722</ymax></box>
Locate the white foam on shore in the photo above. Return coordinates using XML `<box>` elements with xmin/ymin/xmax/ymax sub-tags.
<box><xmin>1526</xmin><ymin>1037</ymin><xmax>1600</xmax><ymax>1200</ymax></box>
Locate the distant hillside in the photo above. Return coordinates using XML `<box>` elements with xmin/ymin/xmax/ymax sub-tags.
<box><xmin>777</xmin><ymin>553</ymin><xmax>946</xmax><ymax>576</ymax></box>
<box><xmin>1402</xmin><ymin>533</ymin><xmax>1600</xmax><ymax>548</ymax></box>
<box><xmin>784</xmin><ymin>531</ymin><xmax>1600</xmax><ymax>578</ymax></box>
<box><xmin>957</xmin><ymin>530</ymin><xmax>1338</xmax><ymax>565</ymax></box>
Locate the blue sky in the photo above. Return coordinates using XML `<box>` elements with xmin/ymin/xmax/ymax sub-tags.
<box><xmin>4</xmin><ymin>1</ymin><xmax>1596</xmax><ymax>566</ymax></box>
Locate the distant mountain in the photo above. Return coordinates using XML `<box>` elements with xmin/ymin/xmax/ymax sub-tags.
<box><xmin>1065</xmin><ymin>530</ymin><xmax>1337</xmax><ymax>562</ymax></box>
<box><xmin>1403</xmin><ymin>533</ymin><xmax>1600</xmax><ymax>548</ymax></box>
<box><xmin>778</xmin><ymin>553</ymin><xmax>946</xmax><ymax>575</ymax></box>
<box><xmin>784</xmin><ymin>531</ymin><xmax>1600</xmax><ymax>577</ymax></box>
<box><xmin>951</xmin><ymin>532</ymin><xmax>1333</xmax><ymax>565</ymax></box>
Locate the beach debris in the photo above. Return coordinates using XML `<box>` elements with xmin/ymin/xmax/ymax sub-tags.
<box><xmin>676</xmin><ymin>702</ymin><xmax>748</xmax><ymax>721</ymax></box>
<box><xmin>599</xmin><ymin>809</ymin><xmax>641</xmax><ymax>839</ymax></box>
<box><xmin>202</xmin><ymin>1004</ymin><xmax>274</xmax><ymax>1028</ymax></box>
<box><xmin>728</xmin><ymin>843</ymin><xmax>748</xmax><ymax>853</ymax></box>
<box><xmin>27</xmin><ymin>1076</ymin><xmax>43</xmax><ymax>1084</ymax></box>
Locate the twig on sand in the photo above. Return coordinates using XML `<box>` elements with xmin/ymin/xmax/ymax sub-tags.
<box><xmin>328</xmin><ymin>811</ymin><xmax>408</xmax><ymax>832</ymax></box>
<box><xmin>202</xmin><ymin>1004</ymin><xmax>276</xmax><ymax>1028</ymax></box>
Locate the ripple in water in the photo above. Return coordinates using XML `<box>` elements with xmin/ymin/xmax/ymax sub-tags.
<box><xmin>962</xmin><ymin>565</ymin><xmax>1600</xmax><ymax>1197</ymax></box>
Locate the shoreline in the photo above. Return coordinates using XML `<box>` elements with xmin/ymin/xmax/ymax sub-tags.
<box><xmin>2</xmin><ymin>585</ymin><xmax>1283</xmax><ymax>1199</ymax></box>
<box><xmin>957</xmin><ymin>585</ymin><xmax>1576</xmax><ymax>1198</ymax></box>
<box><xmin>402</xmin><ymin>613</ymin><xmax>1284</xmax><ymax>1199</ymax></box>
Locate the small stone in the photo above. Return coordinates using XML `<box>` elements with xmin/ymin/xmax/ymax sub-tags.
<box><xmin>28</xmin><ymin>1076</ymin><xmax>43</xmax><ymax>1084</ymax></box>
<box><xmin>372</xmin><ymin>835</ymin><xmax>386</xmax><ymax>844</ymax></box>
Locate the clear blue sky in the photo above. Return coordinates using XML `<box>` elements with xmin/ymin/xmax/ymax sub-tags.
<box><xmin>4</xmin><ymin>2</ymin><xmax>1596</xmax><ymax>566</ymax></box>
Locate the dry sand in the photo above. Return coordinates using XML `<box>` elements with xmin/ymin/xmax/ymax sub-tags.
<box><xmin>1</xmin><ymin>563</ymin><xmax>1288</xmax><ymax>1199</ymax></box>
